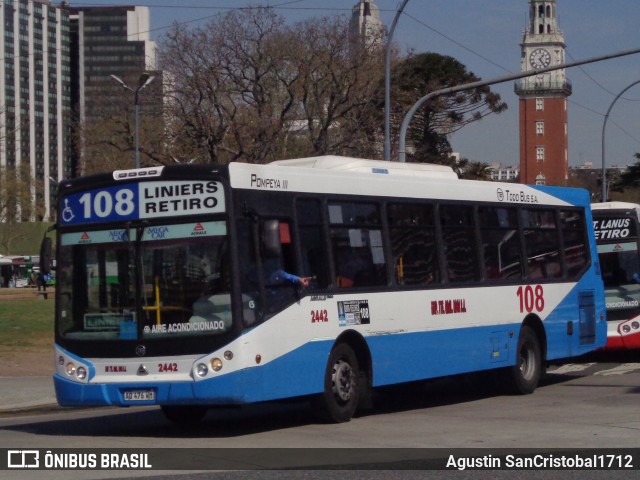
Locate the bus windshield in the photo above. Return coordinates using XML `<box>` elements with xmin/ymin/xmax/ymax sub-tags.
<box><xmin>599</xmin><ymin>245</ymin><xmax>640</xmax><ymax>288</ymax></box>
<box><xmin>57</xmin><ymin>221</ymin><xmax>234</xmax><ymax>341</ymax></box>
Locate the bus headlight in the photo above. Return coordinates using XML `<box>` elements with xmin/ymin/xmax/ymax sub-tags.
<box><xmin>224</xmin><ymin>350</ymin><xmax>233</xmax><ymax>361</ymax></box>
<box><xmin>632</xmin><ymin>321</ymin><xmax>639</xmax><ymax>330</ymax></box>
<box><xmin>196</xmin><ymin>363</ymin><xmax>208</xmax><ymax>377</ymax></box>
<box><xmin>211</xmin><ymin>358</ymin><xmax>223</xmax><ymax>372</ymax></box>
<box><xmin>76</xmin><ymin>366</ymin><xmax>87</xmax><ymax>380</ymax></box>
<box><xmin>65</xmin><ymin>363</ymin><xmax>76</xmax><ymax>376</ymax></box>
<box><xmin>622</xmin><ymin>325</ymin><xmax>631</xmax><ymax>334</ymax></box>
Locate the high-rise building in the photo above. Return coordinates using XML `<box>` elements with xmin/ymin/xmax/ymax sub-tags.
<box><xmin>349</xmin><ymin>0</ymin><xmax>384</xmax><ymax>52</ymax></box>
<box><xmin>69</xmin><ymin>5</ymin><xmax>158</xmax><ymax>175</ymax></box>
<box><xmin>515</xmin><ymin>0</ymin><xmax>572</xmax><ymax>185</ymax></box>
<box><xmin>0</xmin><ymin>0</ymin><xmax>72</xmax><ymax>221</ymax></box>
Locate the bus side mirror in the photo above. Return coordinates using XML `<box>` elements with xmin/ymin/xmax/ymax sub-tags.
<box><xmin>262</xmin><ymin>220</ymin><xmax>282</xmax><ymax>258</ymax></box>
<box><xmin>40</xmin><ymin>236</ymin><xmax>53</xmax><ymax>275</ymax></box>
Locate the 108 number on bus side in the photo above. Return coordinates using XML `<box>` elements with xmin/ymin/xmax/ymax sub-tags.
<box><xmin>517</xmin><ymin>285</ymin><xmax>545</xmax><ymax>313</ymax></box>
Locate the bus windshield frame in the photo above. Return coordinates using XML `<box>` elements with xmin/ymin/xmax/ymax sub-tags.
<box><xmin>52</xmin><ymin>168</ymin><xmax>254</xmax><ymax>358</ymax></box>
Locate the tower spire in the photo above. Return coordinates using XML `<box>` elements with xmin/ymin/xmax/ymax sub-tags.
<box><xmin>349</xmin><ymin>1</ymin><xmax>384</xmax><ymax>51</ymax></box>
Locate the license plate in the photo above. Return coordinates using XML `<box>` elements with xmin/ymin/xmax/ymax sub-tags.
<box><xmin>123</xmin><ymin>390</ymin><xmax>155</xmax><ymax>401</ymax></box>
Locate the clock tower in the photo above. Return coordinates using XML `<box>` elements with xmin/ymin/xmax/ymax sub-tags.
<box><xmin>516</xmin><ymin>0</ymin><xmax>572</xmax><ymax>185</ymax></box>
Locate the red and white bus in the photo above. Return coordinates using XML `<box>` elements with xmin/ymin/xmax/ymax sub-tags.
<box><xmin>592</xmin><ymin>201</ymin><xmax>640</xmax><ymax>349</ymax></box>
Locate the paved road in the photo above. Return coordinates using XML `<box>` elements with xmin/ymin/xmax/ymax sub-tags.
<box><xmin>0</xmin><ymin>376</ymin><xmax>56</xmax><ymax>413</ymax></box>
<box><xmin>1</xmin><ymin>356</ymin><xmax>639</xmax><ymax>479</ymax></box>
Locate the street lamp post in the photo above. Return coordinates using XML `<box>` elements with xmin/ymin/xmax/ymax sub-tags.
<box><xmin>601</xmin><ymin>79</ymin><xmax>640</xmax><ymax>202</ymax></box>
<box><xmin>384</xmin><ymin>0</ymin><xmax>410</xmax><ymax>161</ymax></box>
<box><xmin>110</xmin><ymin>73</ymin><xmax>156</xmax><ymax>169</ymax></box>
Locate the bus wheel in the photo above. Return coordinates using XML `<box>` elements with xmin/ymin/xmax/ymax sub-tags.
<box><xmin>316</xmin><ymin>343</ymin><xmax>360</xmax><ymax>423</ymax></box>
<box><xmin>504</xmin><ymin>325</ymin><xmax>542</xmax><ymax>394</ymax></box>
<box><xmin>161</xmin><ymin>405</ymin><xmax>207</xmax><ymax>424</ymax></box>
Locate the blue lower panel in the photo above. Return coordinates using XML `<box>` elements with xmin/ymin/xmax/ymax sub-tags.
<box><xmin>367</xmin><ymin>325</ymin><xmax>516</xmax><ymax>387</ymax></box>
<box><xmin>54</xmin><ymin>326</ymin><xmax>520</xmax><ymax>407</ymax></box>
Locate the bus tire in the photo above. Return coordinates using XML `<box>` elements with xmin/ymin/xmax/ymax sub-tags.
<box><xmin>161</xmin><ymin>405</ymin><xmax>207</xmax><ymax>424</ymax></box>
<box><xmin>316</xmin><ymin>343</ymin><xmax>360</xmax><ymax>423</ymax></box>
<box><xmin>504</xmin><ymin>325</ymin><xmax>542</xmax><ymax>394</ymax></box>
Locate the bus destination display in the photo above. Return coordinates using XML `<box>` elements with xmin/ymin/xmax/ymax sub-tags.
<box><xmin>60</xmin><ymin>181</ymin><xmax>224</xmax><ymax>225</ymax></box>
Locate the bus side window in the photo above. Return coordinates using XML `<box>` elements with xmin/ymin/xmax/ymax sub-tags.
<box><xmin>388</xmin><ymin>202</ymin><xmax>439</xmax><ymax>286</ymax></box>
<box><xmin>296</xmin><ymin>198</ymin><xmax>330</xmax><ymax>289</ymax></box>
<box><xmin>560</xmin><ymin>209</ymin><xmax>589</xmax><ymax>278</ymax></box>
<box><xmin>440</xmin><ymin>204</ymin><xmax>480</xmax><ymax>283</ymax></box>
<box><xmin>328</xmin><ymin>201</ymin><xmax>387</xmax><ymax>288</ymax></box>
<box><xmin>478</xmin><ymin>206</ymin><xmax>523</xmax><ymax>281</ymax></box>
<box><xmin>522</xmin><ymin>208</ymin><xmax>562</xmax><ymax>279</ymax></box>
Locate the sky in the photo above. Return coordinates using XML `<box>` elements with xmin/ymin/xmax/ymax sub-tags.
<box><xmin>72</xmin><ymin>0</ymin><xmax>640</xmax><ymax>169</ymax></box>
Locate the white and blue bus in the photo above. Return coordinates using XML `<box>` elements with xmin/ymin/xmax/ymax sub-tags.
<box><xmin>45</xmin><ymin>156</ymin><xmax>606</xmax><ymax>423</ymax></box>
<box><xmin>591</xmin><ymin>201</ymin><xmax>640</xmax><ymax>350</ymax></box>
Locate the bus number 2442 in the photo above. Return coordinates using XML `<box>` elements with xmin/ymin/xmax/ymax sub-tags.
<box><xmin>517</xmin><ymin>285</ymin><xmax>545</xmax><ymax>313</ymax></box>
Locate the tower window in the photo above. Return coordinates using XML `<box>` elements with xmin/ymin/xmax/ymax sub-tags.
<box><xmin>536</xmin><ymin>98</ymin><xmax>544</xmax><ymax>111</ymax></box>
<box><xmin>536</xmin><ymin>121</ymin><xmax>544</xmax><ymax>135</ymax></box>
<box><xmin>536</xmin><ymin>147</ymin><xmax>545</xmax><ymax>161</ymax></box>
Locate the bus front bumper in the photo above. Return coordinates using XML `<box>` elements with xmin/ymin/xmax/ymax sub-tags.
<box><xmin>53</xmin><ymin>373</ymin><xmax>252</xmax><ymax>407</ymax></box>
<box><xmin>606</xmin><ymin>317</ymin><xmax>640</xmax><ymax>350</ymax></box>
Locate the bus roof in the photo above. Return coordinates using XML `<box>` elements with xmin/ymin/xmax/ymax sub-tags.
<box><xmin>229</xmin><ymin>156</ymin><xmax>583</xmax><ymax>206</ymax></box>
<box><xmin>269</xmin><ymin>155</ymin><xmax>458</xmax><ymax>179</ymax></box>
<box><xmin>591</xmin><ymin>202</ymin><xmax>640</xmax><ymax>211</ymax></box>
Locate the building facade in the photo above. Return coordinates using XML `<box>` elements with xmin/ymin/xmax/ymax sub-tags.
<box><xmin>69</xmin><ymin>5</ymin><xmax>158</xmax><ymax>176</ymax></box>
<box><xmin>0</xmin><ymin>0</ymin><xmax>72</xmax><ymax>221</ymax></box>
<box><xmin>489</xmin><ymin>163</ymin><xmax>520</xmax><ymax>182</ymax></box>
<box><xmin>515</xmin><ymin>0</ymin><xmax>572</xmax><ymax>186</ymax></box>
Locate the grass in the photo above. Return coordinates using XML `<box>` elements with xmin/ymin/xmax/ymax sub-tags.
<box><xmin>0</xmin><ymin>290</ymin><xmax>54</xmax><ymax>351</ymax></box>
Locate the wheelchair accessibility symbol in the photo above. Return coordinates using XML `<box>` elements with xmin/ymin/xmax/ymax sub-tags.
<box><xmin>61</xmin><ymin>199</ymin><xmax>75</xmax><ymax>223</ymax></box>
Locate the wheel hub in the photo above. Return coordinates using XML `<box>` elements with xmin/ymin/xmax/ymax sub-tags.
<box><xmin>332</xmin><ymin>360</ymin><xmax>355</xmax><ymax>402</ymax></box>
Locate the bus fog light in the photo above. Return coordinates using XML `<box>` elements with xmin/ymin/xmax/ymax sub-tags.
<box><xmin>76</xmin><ymin>366</ymin><xmax>87</xmax><ymax>380</ymax></box>
<box><xmin>622</xmin><ymin>325</ymin><xmax>631</xmax><ymax>334</ymax></box>
<box><xmin>196</xmin><ymin>363</ymin><xmax>208</xmax><ymax>377</ymax></box>
<box><xmin>224</xmin><ymin>350</ymin><xmax>233</xmax><ymax>361</ymax></box>
<box><xmin>632</xmin><ymin>321</ymin><xmax>639</xmax><ymax>330</ymax></box>
<box><xmin>211</xmin><ymin>358</ymin><xmax>223</xmax><ymax>372</ymax></box>
<box><xmin>65</xmin><ymin>363</ymin><xmax>76</xmax><ymax>376</ymax></box>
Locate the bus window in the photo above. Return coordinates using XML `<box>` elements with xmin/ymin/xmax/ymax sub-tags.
<box><xmin>329</xmin><ymin>201</ymin><xmax>387</xmax><ymax>288</ymax></box>
<box><xmin>238</xmin><ymin>217</ymin><xmax>304</xmax><ymax>320</ymax></box>
<box><xmin>388</xmin><ymin>202</ymin><xmax>439</xmax><ymax>286</ymax></box>
<box><xmin>522</xmin><ymin>209</ymin><xmax>562</xmax><ymax>279</ymax></box>
<box><xmin>478</xmin><ymin>206</ymin><xmax>523</xmax><ymax>281</ymax></box>
<box><xmin>296</xmin><ymin>198</ymin><xmax>330</xmax><ymax>289</ymax></box>
<box><xmin>560</xmin><ymin>209</ymin><xmax>589</xmax><ymax>278</ymax></box>
<box><xmin>440</xmin><ymin>205</ymin><xmax>480</xmax><ymax>283</ymax></box>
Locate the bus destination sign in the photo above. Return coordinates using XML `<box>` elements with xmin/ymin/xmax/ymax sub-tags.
<box><xmin>60</xmin><ymin>181</ymin><xmax>225</xmax><ymax>225</ymax></box>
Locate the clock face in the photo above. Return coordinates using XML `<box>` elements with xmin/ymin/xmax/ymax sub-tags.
<box><xmin>529</xmin><ymin>48</ymin><xmax>551</xmax><ymax>69</ymax></box>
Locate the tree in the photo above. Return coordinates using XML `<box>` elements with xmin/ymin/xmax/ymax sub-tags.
<box><xmin>80</xmin><ymin>74</ymin><xmax>167</xmax><ymax>175</ymax></box>
<box><xmin>456</xmin><ymin>159</ymin><xmax>493</xmax><ymax>180</ymax></box>
<box><xmin>160</xmin><ymin>8</ymin><xmax>297</xmax><ymax>164</ymax></box>
<box><xmin>291</xmin><ymin>15</ymin><xmax>384</xmax><ymax>157</ymax></box>
<box><xmin>389</xmin><ymin>52</ymin><xmax>508</xmax><ymax>163</ymax></box>
<box><xmin>158</xmin><ymin>8</ymin><xmax>385</xmax><ymax>164</ymax></box>
<box><xmin>0</xmin><ymin>163</ymin><xmax>45</xmax><ymax>251</ymax></box>
<box><xmin>610</xmin><ymin>154</ymin><xmax>640</xmax><ymax>203</ymax></box>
